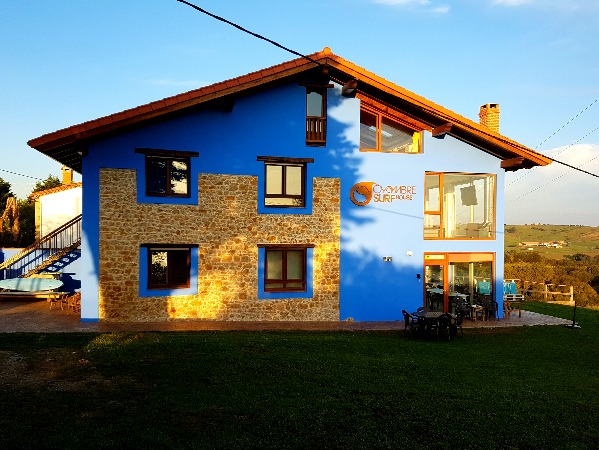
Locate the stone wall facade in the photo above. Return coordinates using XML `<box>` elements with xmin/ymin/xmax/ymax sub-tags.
<box><xmin>98</xmin><ymin>168</ymin><xmax>340</xmax><ymax>322</ymax></box>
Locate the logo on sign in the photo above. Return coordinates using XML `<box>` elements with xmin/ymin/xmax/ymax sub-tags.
<box><xmin>350</xmin><ymin>182</ymin><xmax>416</xmax><ymax>206</ymax></box>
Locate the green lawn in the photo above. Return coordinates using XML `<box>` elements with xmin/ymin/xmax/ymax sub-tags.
<box><xmin>1</xmin><ymin>302</ymin><xmax>598</xmax><ymax>449</ymax></box>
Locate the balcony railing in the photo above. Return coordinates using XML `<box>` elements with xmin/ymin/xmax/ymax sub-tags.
<box><xmin>306</xmin><ymin>117</ymin><xmax>326</xmax><ymax>145</ymax></box>
<box><xmin>0</xmin><ymin>214</ymin><xmax>82</xmax><ymax>279</ymax></box>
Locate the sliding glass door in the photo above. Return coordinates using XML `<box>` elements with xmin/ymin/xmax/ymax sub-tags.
<box><xmin>424</xmin><ymin>253</ymin><xmax>494</xmax><ymax>313</ymax></box>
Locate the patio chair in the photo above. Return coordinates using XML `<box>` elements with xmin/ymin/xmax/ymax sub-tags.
<box><xmin>485</xmin><ymin>300</ymin><xmax>499</xmax><ymax>320</ymax></box>
<box><xmin>436</xmin><ymin>314</ymin><xmax>453</xmax><ymax>341</ymax></box>
<box><xmin>416</xmin><ymin>315</ymin><xmax>428</xmax><ymax>337</ymax></box>
<box><xmin>453</xmin><ymin>309</ymin><xmax>464</xmax><ymax>338</ymax></box>
<box><xmin>402</xmin><ymin>310</ymin><xmax>419</xmax><ymax>336</ymax></box>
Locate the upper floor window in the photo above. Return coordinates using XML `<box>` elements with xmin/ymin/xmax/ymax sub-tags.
<box><xmin>136</xmin><ymin>148</ymin><xmax>199</xmax><ymax>198</ymax></box>
<box><xmin>305</xmin><ymin>85</ymin><xmax>331</xmax><ymax>146</ymax></box>
<box><xmin>257</xmin><ymin>156</ymin><xmax>313</xmax><ymax>208</ymax></box>
<box><xmin>360</xmin><ymin>106</ymin><xmax>422</xmax><ymax>154</ymax></box>
<box><xmin>424</xmin><ymin>173</ymin><xmax>495</xmax><ymax>239</ymax></box>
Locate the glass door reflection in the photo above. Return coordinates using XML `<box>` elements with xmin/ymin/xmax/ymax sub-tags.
<box><xmin>425</xmin><ymin>263</ymin><xmax>445</xmax><ymax>312</ymax></box>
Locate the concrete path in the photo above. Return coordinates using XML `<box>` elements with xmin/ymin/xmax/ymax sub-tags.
<box><xmin>0</xmin><ymin>298</ymin><xmax>573</xmax><ymax>333</ymax></box>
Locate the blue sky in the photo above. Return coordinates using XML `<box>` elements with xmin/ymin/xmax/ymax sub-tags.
<box><xmin>1</xmin><ymin>0</ymin><xmax>598</xmax><ymax>225</ymax></box>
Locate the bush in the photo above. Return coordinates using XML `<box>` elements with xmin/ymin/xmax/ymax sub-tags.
<box><xmin>505</xmin><ymin>251</ymin><xmax>599</xmax><ymax>306</ymax></box>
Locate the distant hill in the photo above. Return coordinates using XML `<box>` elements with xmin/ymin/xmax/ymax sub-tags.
<box><xmin>504</xmin><ymin>224</ymin><xmax>599</xmax><ymax>259</ymax></box>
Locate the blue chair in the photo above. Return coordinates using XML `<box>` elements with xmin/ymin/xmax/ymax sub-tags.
<box><xmin>477</xmin><ymin>281</ymin><xmax>491</xmax><ymax>295</ymax></box>
<box><xmin>503</xmin><ymin>281</ymin><xmax>517</xmax><ymax>295</ymax></box>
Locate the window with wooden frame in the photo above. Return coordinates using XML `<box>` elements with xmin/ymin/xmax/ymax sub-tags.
<box><xmin>145</xmin><ymin>245</ymin><xmax>192</xmax><ymax>290</ymax></box>
<box><xmin>261</xmin><ymin>244</ymin><xmax>313</xmax><ymax>292</ymax></box>
<box><xmin>257</xmin><ymin>156</ymin><xmax>313</xmax><ymax>207</ymax></box>
<box><xmin>135</xmin><ymin>148</ymin><xmax>199</xmax><ymax>198</ymax></box>
<box><xmin>424</xmin><ymin>172</ymin><xmax>496</xmax><ymax>240</ymax></box>
<box><xmin>305</xmin><ymin>86</ymin><xmax>328</xmax><ymax>146</ymax></box>
<box><xmin>360</xmin><ymin>105</ymin><xmax>422</xmax><ymax>154</ymax></box>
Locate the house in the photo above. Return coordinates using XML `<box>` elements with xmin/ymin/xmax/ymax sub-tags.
<box><xmin>27</xmin><ymin>48</ymin><xmax>551</xmax><ymax>323</ymax></box>
<box><xmin>24</xmin><ymin>166</ymin><xmax>82</xmax><ymax>291</ymax></box>
<box><xmin>28</xmin><ymin>167</ymin><xmax>81</xmax><ymax>241</ymax></box>
<box><xmin>0</xmin><ymin>167</ymin><xmax>82</xmax><ymax>291</ymax></box>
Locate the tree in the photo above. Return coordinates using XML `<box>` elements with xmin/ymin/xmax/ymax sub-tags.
<box><xmin>16</xmin><ymin>199</ymin><xmax>35</xmax><ymax>247</ymax></box>
<box><xmin>0</xmin><ymin>177</ymin><xmax>14</xmax><ymax>213</ymax></box>
<box><xmin>12</xmin><ymin>175</ymin><xmax>64</xmax><ymax>247</ymax></box>
<box><xmin>31</xmin><ymin>175</ymin><xmax>61</xmax><ymax>194</ymax></box>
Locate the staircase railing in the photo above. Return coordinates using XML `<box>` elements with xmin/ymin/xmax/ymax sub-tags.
<box><xmin>0</xmin><ymin>214</ymin><xmax>82</xmax><ymax>279</ymax></box>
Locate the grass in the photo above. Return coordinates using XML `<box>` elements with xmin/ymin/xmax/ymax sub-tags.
<box><xmin>504</xmin><ymin>224</ymin><xmax>599</xmax><ymax>259</ymax></box>
<box><xmin>1</xmin><ymin>302</ymin><xmax>598</xmax><ymax>449</ymax></box>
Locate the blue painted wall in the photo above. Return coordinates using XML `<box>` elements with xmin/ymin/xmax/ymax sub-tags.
<box><xmin>0</xmin><ymin>247</ymin><xmax>81</xmax><ymax>293</ymax></box>
<box><xmin>81</xmin><ymin>81</ymin><xmax>505</xmax><ymax>322</ymax></box>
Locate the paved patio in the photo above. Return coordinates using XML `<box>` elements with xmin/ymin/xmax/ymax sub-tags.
<box><xmin>0</xmin><ymin>298</ymin><xmax>574</xmax><ymax>333</ymax></box>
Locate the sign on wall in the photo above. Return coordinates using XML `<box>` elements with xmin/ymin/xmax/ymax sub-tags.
<box><xmin>349</xmin><ymin>182</ymin><xmax>417</xmax><ymax>206</ymax></box>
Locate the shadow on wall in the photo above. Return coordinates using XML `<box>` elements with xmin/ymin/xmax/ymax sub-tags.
<box><xmin>87</xmin><ymin>83</ymin><xmax>426</xmax><ymax>321</ymax></box>
<box><xmin>41</xmin><ymin>249</ymin><xmax>82</xmax><ymax>294</ymax></box>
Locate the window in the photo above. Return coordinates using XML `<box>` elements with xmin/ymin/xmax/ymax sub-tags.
<box><xmin>257</xmin><ymin>156</ymin><xmax>313</xmax><ymax>208</ymax></box>
<box><xmin>147</xmin><ymin>246</ymin><xmax>191</xmax><ymax>289</ymax></box>
<box><xmin>360</xmin><ymin>106</ymin><xmax>421</xmax><ymax>153</ymax></box>
<box><xmin>261</xmin><ymin>245</ymin><xmax>313</xmax><ymax>292</ymax></box>
<box><xmin>306</xmin><ymin>86</ymin><xmax>327</xmax><ymax>146</ymax></box>
<box><xmin>424</xmin><ymin>173</ymin><xmax>495</xmax><ymax>239</ymax></box>
<box><xmin>136</xmin><ymin>148</ymin><xmax>199</xmax><ymax>198</ymax></box>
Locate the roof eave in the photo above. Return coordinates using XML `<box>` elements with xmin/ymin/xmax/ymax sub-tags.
<box><xmin>28</xmin><ymin>49</ymin><xmax>551</xmax><ymax>171</ymax></box>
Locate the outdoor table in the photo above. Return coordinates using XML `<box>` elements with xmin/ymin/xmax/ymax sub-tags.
<box><xmin>412</xmin><ymin>310</ymin><xmax>444</xmax><ymax>319</ymax></box>
<box><xmin>411</xmin><ymin>310</ymin><xmax>456</xmax><ymax>339</ymax></box>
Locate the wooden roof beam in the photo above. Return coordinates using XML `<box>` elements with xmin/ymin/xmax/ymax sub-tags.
<box><xmin>501</xmin><ymin>157</ymin><xmax>526</xmax><ymax>172</ymax></box>
<box><xmin>432</xmin><ymin>123</ymin><xmax>453</xmax><ymax>138</ymax></box>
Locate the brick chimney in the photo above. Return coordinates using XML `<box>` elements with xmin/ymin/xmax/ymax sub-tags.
<box><xmin>61</xmin><ymin>166</ymin><xmax>73</xmax><ymax>185</ymax></box>
<box><xmin>479</xmin><ymin>103</ymin><xmax>500</xmax><ymax>133</ymax></box>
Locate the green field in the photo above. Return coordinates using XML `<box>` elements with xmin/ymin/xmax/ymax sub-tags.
<box><xmin>1</xmin><ymin>302</ymin><xmax>598</xmax><ymax>449</ymax></box>
<box><xmin>505</xmin><ymin>224</ymin><xmax>599</xmax><ymax>259</ymax></box>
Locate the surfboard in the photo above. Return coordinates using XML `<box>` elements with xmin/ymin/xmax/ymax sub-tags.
<box><xmin>0</xmin><ymin>277</ymin><xmax>63</xmax><ymax>292</ymax></box>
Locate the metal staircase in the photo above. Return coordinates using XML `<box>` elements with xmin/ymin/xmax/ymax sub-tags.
<box><xmin>0</xmin><ymin>214</ymin><xmax>82</xmax><ymax>279</ymax></box>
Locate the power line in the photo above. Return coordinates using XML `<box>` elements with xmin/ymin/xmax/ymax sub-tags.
<box><xmin>534</xmin><ymin>97</ymin><xmax>598</xmax><ymax>149</ymax></box>
<box><xmin>0</xmin><ymin>168</ymin><xmax>43</xmax><ymax>181</ymax></box>
<box><xmin>506</xmin><ymin>124</ymin><xmax>599</xmax><ymax>187</ymax></box>
<box><xmin>507</xmin><ymin>152</ymin><xmax>599</xmax><ymax>205</ymax></box>
<box><xmin>175</xmin><ymin>0</ymin><xmax>323</xmax><ymax>67</ymax></box>
<box><xmin>176</xmin><ymin>1</ymin><xmax>599</xmax><ymax>189</ymax></box>
<box><xmin>549</xmin><ymin>155</ymin><xmax>599</xmax><ymax>178</ymax></box>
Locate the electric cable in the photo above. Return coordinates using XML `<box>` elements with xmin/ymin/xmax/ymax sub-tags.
<box><xmin>175</xmin><ymin>0</ymin><xmax>323</xmax><ymax>67</ymax></box>
<box><xmin>534</xmin><ymin>97</ymin><xmax>598</xmax><ymax>149</ymax></box>
<box><xmin>507</xmin><ymin>152</ymin><xmax>599</xmax><ymax>205</ymax></box>
<box><xmin>0</xmin><ymin>168</ymin><xmax>44</xmax><ymax>181</ymax></box>
<box><xmin>506</xmin><ymin>124</ymin><xmax>599</xmax><ymax>187</ymax></box>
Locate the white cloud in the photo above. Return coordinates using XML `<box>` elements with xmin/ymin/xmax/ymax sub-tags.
<box><xmin>505</xmin><ymin>144</ymin><xmax>599</xmax><ymax>226</ymax></box>
<box><xmin>431</xmin><ymin>5</ymin><xmax>450</xmax><ymax>13</ymax></box>
<box><xmin>372</xmin><ymin>0</ymin><xmax>449</xmax><ymax>13</ymax></box>
<box><xmin>374</xmin><ymin>0</ymin><xmax>430</xmax><ymax>4</ymax></box>
<box><xmin>492</xmin><ymin>0</ymin><xmax>599</xmax><ymax>11</ymax></box>
<box><xmin>492</xmin><ymin>0</ymin><xmax>532</xmax><ymax>5</ymax></box>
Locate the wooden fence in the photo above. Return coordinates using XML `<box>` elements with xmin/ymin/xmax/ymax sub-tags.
<box><xmin>508</xmin><ymin>279</ymin><xmax>574</xmax><ymax>304</ymax></box>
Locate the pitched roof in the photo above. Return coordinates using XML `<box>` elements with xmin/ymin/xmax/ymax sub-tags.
<box><xmin>28</xmin><ymin>182</ymin><xmax>82</xmax><ymax>200</ymax></box>
<box><xmin>28</xmin><ymin>47</ymin><xmax>551</xmax><ymax>172</ymax></box>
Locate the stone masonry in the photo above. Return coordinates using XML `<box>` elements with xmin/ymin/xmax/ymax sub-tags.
<box><xmin>98</xmin><ymin>168</ymin><xmax>340</xmax><ymax>322</ymax></box>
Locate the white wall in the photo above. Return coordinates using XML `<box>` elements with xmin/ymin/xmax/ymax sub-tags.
<box><xmin>39</xmin><ymin>187</ymin><xmax>82</xmax><ymax>237</ymax></box>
